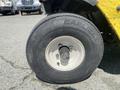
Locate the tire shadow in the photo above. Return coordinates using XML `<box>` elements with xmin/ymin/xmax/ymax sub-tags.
<box><xmin>57</xmin><ymin>87</ymin><xmax>77</xmax><ymax>90</ymax></box>
<box><xmin>99</xmin><ymin>44</ymin><xmax>120</xmax><ymax>74</ymax></box>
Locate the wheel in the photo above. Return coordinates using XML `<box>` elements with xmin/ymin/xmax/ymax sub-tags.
<box><xmin>11</xmin><ymin>9</ymin><xmax>16</xmax><ymax>15</ymax></box>
<box><xmin>20</xmin><ymin>11</ymin><xmax>24</xmax><ymax>16</ymax></box>
<box><xmin>1</xmin><ymin>12</ymin><xmax>8</xmax><ymax>15</ymax></box>
<box><xmin>15</xmin><ymin>10</ymin><xmax>19</xmax><ymax>14</ymax></box>
<box><xmin>26</xmin><ymin>13</ymin><xmax>104</xmax><ymax>84</ymax></box>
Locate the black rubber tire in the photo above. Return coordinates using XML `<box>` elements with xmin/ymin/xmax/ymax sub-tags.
<box><xmin>15</xmin><ymin>10</ymin><xmax>19</xmax><ymax>14</ymax></box>
<box><xmin>11</xmin><ymin>11</ymin><xmax>16</xmax><ymax>15</ymax></box>
<box><xmin>26</xmin><ymin>13</ymin><xmax>104</xmax><ymax>84</ymax></box>
<box><xmin>20</xmin><ymin>11</ymin><xmax>24</xmax><ymax>16</ymax></box>
<box><xmin>1</xmin><ymin>12</ymin><xmax>8</xmax><ymax>15</ymax></box>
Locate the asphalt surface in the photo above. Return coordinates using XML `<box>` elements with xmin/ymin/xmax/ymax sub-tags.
<box><xmin>0</xmin><ymin>14</ymin><xmax>120</xmax><ymax>90</ymax></box>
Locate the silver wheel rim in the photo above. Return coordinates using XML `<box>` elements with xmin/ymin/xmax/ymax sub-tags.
<box><xmin>45</xmin><ymin>36</ymin><xmax>85</xmax><ymax>71</ymax></box>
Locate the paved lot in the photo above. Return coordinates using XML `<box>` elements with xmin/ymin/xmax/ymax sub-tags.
<box><xmin>0</xmin><ymin>14</ymin><xmax>120</xmax><ymax>90</ymax></box>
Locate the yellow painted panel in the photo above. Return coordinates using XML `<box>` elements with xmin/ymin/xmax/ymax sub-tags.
<box><xmin>97</xmin><ymin>0</ymin><xmax>120</xmax><ymax>39</ymax></box>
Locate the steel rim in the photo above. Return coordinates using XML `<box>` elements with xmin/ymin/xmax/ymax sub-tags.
<box><xmin>45</xmin><ymin>36</ymin><xmax>85</xmax><ymax>71</ymax></box>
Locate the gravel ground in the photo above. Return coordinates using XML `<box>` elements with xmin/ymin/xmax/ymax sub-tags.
<box><xmin>0</xmin><ymin>14</ymin><xmax>120</xmax><ymax>90</ymax></box>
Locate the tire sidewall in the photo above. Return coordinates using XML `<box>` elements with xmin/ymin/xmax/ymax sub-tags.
<box><xmin>26</xmin><ymin>13</ymin><xmax>104</xmax><ymax>83</ymax></box>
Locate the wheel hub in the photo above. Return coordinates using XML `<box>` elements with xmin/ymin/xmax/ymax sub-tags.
<box><xmin>45</xmin><ymin>36</ymin><xmax>85</xmax><ymax>71</ymax></box>
<box><xmin>59</xmin><ymin>45</ymin><xmax>70</xmax><ymax>66</ymax></box>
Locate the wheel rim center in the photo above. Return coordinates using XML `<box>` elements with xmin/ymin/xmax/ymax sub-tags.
<box><xmin>45</xmin><ymin>36</ymin><xmax>85</xmax><ymax>71</ymax></box>
<box><xmin>59</xmin><ymin>45</ymin><xmax>70</xmax><ymax>66</ymax></box>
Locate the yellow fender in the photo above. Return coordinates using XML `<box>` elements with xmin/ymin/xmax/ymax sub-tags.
<box><xmin>97</xmin><ymin>0</ymin><xmax>120</xmax><ymax>39</ymax></box>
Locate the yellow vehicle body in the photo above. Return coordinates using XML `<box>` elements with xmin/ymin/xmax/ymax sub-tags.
<box><xmin>97</xmin><ymin>0</ymin><xmax>120</xmax><ymax>39</ymax></box>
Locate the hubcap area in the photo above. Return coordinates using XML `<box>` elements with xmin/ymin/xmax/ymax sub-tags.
<box><xmin>59</xmin><ymin>45</ymin><xmax>70</xmax><ymax>66</ymax></box>
<box><xmin>45</xmin><ymin>36</ymin><xmax>85</xmax><ymax>71</ymax></box>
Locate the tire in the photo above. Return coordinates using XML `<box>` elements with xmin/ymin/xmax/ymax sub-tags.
<box><xmin>26</xmin><ymin>13</ymin><xmax>104</xmax><ymax>84</ymax></box>
<box><xmin>15</xmin><ymin>10</ymin><xmax>19</xmax><ymax>14</ymax></box>
<box><xmin>2</xmin><ymin>12</ymin><xmax>8</xmax><ymax>15</ymax></box>
<box><xmin>20</xmin><ymin>11</ymin><xmax>24</xmax><ymax>16</ymax></box>
<box><xmin>11</xmin><ymin>10</ymin><xmax>15</xmax><ymax>15</ymax></box>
